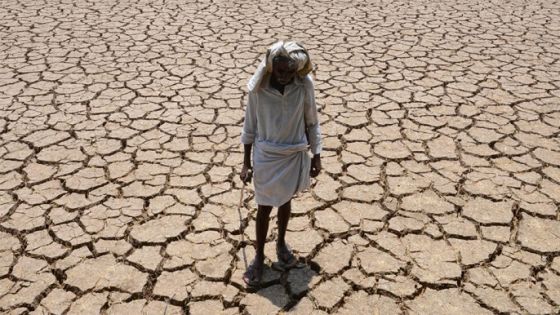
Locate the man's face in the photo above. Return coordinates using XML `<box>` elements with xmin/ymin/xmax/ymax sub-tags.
<box><xmin>272</xmin><ymin>58</ymin><xmax>297</xmax><ymax>86</ymax></box>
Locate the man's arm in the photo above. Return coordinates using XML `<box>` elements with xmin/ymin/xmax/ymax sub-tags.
<box><xmin>240</xmin><ymin>144</ymin><xmax>253</xmax><ymax>183</ymax></box>
<box><xmin>243</xmin><ymin>144</ymin><xmax>252</xmax><ymax>168</ymax></box>
<box><xmin>240</xmin><ymin>92</ymin><xmax>256</xmax><ymax>183</ymax></box>
<box><xmin>303</xmin><ymin>76</ymin><xmax>322</xmax><ymax>177</ymax></box>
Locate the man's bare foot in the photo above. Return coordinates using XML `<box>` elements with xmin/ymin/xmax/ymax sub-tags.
<box><xmin>243</xmin><ymin>257</ymin><xmax>264</xmax><ymax>287</ymax></box>
<box><xmin>276</xmin><ymin>242</ymin><xmax>297</xmax><ymax>268</ymax></box>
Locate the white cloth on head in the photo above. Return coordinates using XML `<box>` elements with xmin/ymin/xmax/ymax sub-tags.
<box><xmin>247</xmin><ymin>41</ymin><xmax>313</xmax><ymax>93</ymax></box>
<box><xmin>241</xmin><ymin>41</ymin><xmax>321</xmax><ymax>207</ymax></box>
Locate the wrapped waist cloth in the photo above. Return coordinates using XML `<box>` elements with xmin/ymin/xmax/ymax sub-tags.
<box><xmin>253</xmin><ymin>140</ymin><xmax>311</xmax><ymax>207</ymax></box>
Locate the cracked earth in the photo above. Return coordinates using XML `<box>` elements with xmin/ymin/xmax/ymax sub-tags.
<box><xmin>0</xmin><ymin>0</ymin><xmax>559</xmax><ymax>314</ymax></box>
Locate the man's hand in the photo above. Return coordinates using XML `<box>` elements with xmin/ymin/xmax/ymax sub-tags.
<box><xmin>310</xmin><ymin>154</ymin><xmax>321</xmax><ymax>178</ymax></box>
<box><xmin>240</xmin><ymin>165</ymin><xmax>253</xmax><ymax>183</ymax></box>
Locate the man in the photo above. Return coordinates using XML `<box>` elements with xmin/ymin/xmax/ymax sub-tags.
<box><xmin>240</xmin><ymin>41</ymin><xmax>322</xmax><ymax>286</ymax></box>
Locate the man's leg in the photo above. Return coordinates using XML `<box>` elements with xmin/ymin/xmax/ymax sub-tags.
<box><xmin>255</xmin><ymin>204</ymin><xmax>273</xmax><ymax>263</ymax></box>
<box><xmin>244</xmin><ymin>204</ymin><xmax>272</xmax><ymax>285</ymax></box>
<box><xmin>276</xmin><ymin>199</ymin><xmax>297</xmax><ymax>266</ymax></box>
<box><xmin>277</xmin><ymin>199</ymin><xmax>291</xmax><ymax>247</ymax></box>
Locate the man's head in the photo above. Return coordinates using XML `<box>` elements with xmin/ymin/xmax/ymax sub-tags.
<box><xmin>247</xmin><ymin>41</ymin><xmax>313</xmax><ymax>92</ymax></box>
<box><xmin>272</xmin><ymin>55</ymin><xmax>298</xmax><ymax>86</ymax></box>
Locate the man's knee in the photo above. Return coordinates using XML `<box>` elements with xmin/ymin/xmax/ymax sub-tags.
<box><xmin>258</xmin><ymin>205</ymin><xmax>273</xmax><ymax>216</ymax></box>
<box><xmin>278</xmin><ymin>200</ymin><xmax>291</xmax><ymax>211</ymax></box>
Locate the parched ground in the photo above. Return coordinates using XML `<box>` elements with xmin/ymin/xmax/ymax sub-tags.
<box><xmin>1</xmin><ymin>0</ymin><xmax>559</xmax><ymax>314</ymax></box>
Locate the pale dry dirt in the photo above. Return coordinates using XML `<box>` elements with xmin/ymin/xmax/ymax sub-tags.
<box><xmin>0</xmin><ymin>0</ymin><xmax>559</xmax><ymax>314</ymax></box>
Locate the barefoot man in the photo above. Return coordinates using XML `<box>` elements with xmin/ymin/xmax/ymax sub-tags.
<box><xmin>240</xmin><ymin>41</ymin><xmax>322</xmax><ymax>286</ymax></box>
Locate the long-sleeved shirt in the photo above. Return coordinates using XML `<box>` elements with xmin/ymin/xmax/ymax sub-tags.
<box><xmin>241</xmin><ymin>74</ymin><xmax>322</xmax><ymax>155</ymax></box>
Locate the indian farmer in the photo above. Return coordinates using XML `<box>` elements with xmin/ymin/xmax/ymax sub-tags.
<box><xmin>239</xmin><ymin>41</ymin><xmax>322</xmax><ymax>286</ymax></box>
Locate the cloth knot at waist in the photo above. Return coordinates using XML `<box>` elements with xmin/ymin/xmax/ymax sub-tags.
<box><xmin>255</xmin><ymin>140</ymin><xmax>308</xmax><ymax>157</ymax></box>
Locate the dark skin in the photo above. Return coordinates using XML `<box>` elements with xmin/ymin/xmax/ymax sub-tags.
<box><xmin>240</xmin><ymin>58</ymin><xmax>322</xmax><ymax>281</ymax></box>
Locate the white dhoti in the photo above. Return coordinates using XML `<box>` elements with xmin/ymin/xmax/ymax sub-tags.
<box><xmin>253</xmin><ymin>140</ymin><xmax>311</xmax><ymax>207</ymax></box>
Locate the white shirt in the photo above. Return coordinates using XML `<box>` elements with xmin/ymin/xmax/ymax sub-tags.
<box><xmin>241</xmin><ymin>74</ymin><xmax>322</xmax><ymax>155</ymax></box>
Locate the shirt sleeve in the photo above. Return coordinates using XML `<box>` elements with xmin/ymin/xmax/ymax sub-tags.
<box><xmin>241</xmin><ymin>91</ymin><xmax>257</xmax><ymax>144</ymax></box>
<box><xmin>303</xmin><ymin>75</ymin><xmax>322</xmax><ymax>155</ymax></box>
